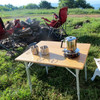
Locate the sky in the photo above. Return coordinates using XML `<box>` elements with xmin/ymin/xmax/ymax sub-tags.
<box><xmin>0</xmin><ymin>0</ymin><xmax>100</xmax><ymax>7</ymax></box>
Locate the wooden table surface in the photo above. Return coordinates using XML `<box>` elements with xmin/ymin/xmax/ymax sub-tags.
<box><xmin>15</xmin><ymin>41</ymin><xmax>91</xmax><ymax>70</ymax></box>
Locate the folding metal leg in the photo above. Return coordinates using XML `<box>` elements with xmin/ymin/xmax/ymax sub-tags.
<box><xmin>84</xmin><ymin>63</ymin><xmax>87</xmax><ymax>81</ymax></box>
<box><xmin>46</xmin><ymin>66</ymin><xmax>48</xmax><ymax>74</ymax></box>
<box><xmin>61</xmin><ymin>26</ymin><xmax>67</xmax><ymax>35</ymax></box>
<box><xmin>25</xmin><ymin>62</ymin><xmax>32</xmax><ymax>93</ymax></box>
<box><xmin>65</xmin><ymin>67</ymin><xmax>80</xmax><ymax>100</ymax></box>
<box><xmin>76</xmin><ymin>69</ymin><xmax>80</xmax><ymax>100</ymax></box>
<box><xmin>48</xmin><ymin>28</ymin><xmax>54</xmax><ymax>37</ymax></box>
<box><xmin>0</xmin><ymin>43</ymin><xmax>9</xmax><ymax>50</ymax></box>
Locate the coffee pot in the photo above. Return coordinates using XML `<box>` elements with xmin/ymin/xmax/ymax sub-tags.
<box><xmin>61</xmin><ymin>36</ymin><xmax>77</xmax><ymax>52</ymax></box>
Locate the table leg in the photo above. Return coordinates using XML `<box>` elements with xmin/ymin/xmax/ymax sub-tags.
<box><xmin>76</xmin><ymin>69</ymin><xmax>80</xmax><ymax>100</ymax></box>
<box><xmin>46</xmin><ymin>66</ymin><xmax>48</xmax><ymax>74</ymax></box>
<box><xmin>25</xmin><ymin>62</ymin><xmax>32</xmax><ymax>93</ymax></box>
<box><xmin>84</xmin><ymin>63</ymin><xmax>87</xmax><ymax>81</ymax></box>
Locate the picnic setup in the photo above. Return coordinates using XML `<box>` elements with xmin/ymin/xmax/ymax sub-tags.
<box><xmin>0</xmin><ymin>2</ymin><xmax>100</xmax><ymax>100</ymax></box>
<box><xmin>15</xmin><ymin>40</ymin><xmax>90</xmax><ymax>100</ymax></box>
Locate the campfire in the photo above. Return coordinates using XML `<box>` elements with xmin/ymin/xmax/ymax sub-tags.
<box><xmin>1</xmin><ymin>17</ymin><xmax>65</xmax><ymax>52</ymax></box>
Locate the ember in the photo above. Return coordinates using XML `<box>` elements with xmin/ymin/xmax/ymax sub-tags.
<box><xmin>22</xmin><ymin>27</ymin><xmax>25</xmax><ymax>30</ymax></box>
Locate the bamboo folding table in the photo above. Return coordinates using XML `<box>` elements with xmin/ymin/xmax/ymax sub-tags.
<box><xmin>15</xmin><ymin>41</ymin><xmax>91</xmax><ymax>100</ymax></box>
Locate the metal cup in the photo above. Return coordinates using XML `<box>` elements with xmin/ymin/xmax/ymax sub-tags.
<box><xmin>31</xmin><ymin>45</ymin><xmax>39</xmax><ymax>55</ymax></box>
<box><xmin>40</xmin><ymin>45</ymin><xmax>49</xmax><ymax>56</ymax></box>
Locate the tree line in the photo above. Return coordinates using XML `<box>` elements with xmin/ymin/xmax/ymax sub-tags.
<box><xmin>0</xmin><ymin>0</ymin><xmax>94</xmax><ymax>11</ymax></box>
<box><xmin>0</xmin><ymin>1</ymin><xmax>53</xmax><ymax>11</ymax></box>
<box><xmin>59</xmin><ymin>0</ymin><xmax>94</xmax><ymax>8</ymax></box>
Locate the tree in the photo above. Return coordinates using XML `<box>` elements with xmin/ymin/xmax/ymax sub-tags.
<box><xmin>39</xmin><ymin>1</ymin><xmax>52</xmax><ymax>9</ymax></box>
<box><xmin>59</xmin><ymin>0</ymin><xmax>94</xmax><ymax>9</ymax></box>
<box><xmin>25</xmin><ymin>3</ymin><xmax>38</xmax><ymax>9</ymax></box>
<box><xmin>86</xmin><ymin>3</ymin><xmax>94</xmax><ymax>9</ymax></box>
<box><xmin>5</xmin><ymin>4</ymin><xmax>18</xmax><ymax>10</ymax></box>
<box><xmin>75</xmin><ymin>0</ymin><xmax>87</xmax><ymax>8</ymax></box>
<box><xmin>59</xmin><ymin>0</ymin><xmax>75</xmax><ymax>8</ymax></box>
<box><xmin>0</xmin><ymin>6</ymin><xmax>10</xmax><ymax>11</ymax></box>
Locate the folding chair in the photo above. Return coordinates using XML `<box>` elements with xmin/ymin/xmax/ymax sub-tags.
<box><xmin>0</xmin><ymin>17</ymin><xmax>14</xmax><ymax>50</ymax></box>
<box><xmin>41</xmin><ymin>7</ymin><xmax>68</xmax><ymax>38</ymax></box>
<box><xmin>91</xmin><ymin>58</ymin><xmax>100</xmax><ymax>81</ymax></box>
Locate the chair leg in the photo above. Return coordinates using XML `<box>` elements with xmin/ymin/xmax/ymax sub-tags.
<box><xmin>61</xmin><ymin>26</ymin><xmax>67</xmax><ymax>36</ymax></box>
<box><xmin>48</xmin><ymin>28</ymin><xmax>54</xmax><ymax>37</ymax></box>
<box><xmin>0</xmin><ymin>43</ymin><xmax>9</xmax><ymax>51</ymax></box>
<box><xmin>91</xmin><ymin>68</ymin><xmax>100</xmax><ymax>81</ymax></box>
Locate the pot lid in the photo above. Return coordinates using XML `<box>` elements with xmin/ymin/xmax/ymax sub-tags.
<box><xmin>65</xmin><ymin>36</ymin><xmax>76</xmax><ymax>41</ymax></box>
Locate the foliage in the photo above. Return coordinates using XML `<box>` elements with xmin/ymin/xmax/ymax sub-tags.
<box><xmin>59</xmin><ymin>0</ymin><xmax>94</xmax><ymax>9</ymax></box>
<box><xmin>24</xmin><ymin>3</ymin><xmax>39</xmax><ymax>9</ymax></box>
<box><xmin>5</xmin><ymin>4</ymin><xmax>18</xmax><ymax>10</ymax></box>
<box><xmin>75</xmin><ymin>0</ymin><xmax>87</xmax><ymax>8</ymax></box>
<box><xmin>0</xmin><ymin>0</ymin><xmax>94</xmax><ymax>11</ymax></box>
<box><xmin>0</xmin><ymin>1</ymin><xmax>54</xmax><ymax>11</ymax></box>
<box><xmin>75</xmin><ymin>0</ymin><xmax>94</xmax><ymax>9</ymax></box>
<box><xmin>0</xmin><ymin>5</ymin><xmax>10</xmax><ymax>11</ymax></box>
<box><xmin>39</xmin><ymin>1</ymin><xmax>52</xmax><ymax>9</ymax></box>
<box><xmin>85</xmin><ymin>3</ymin><xmax>94</xmax><ymax>9</ymax></box>
<box><xmin>59</xmin><ymin>0</ymin><xmax>75</xmax><ymax>8</ymax></box>
<box><xmin>0</xmin><ymin>4</ymin><xmax>18</xmax><ymax>11</ymax></box>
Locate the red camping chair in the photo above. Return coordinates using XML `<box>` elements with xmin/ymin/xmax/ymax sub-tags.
<box><xmin>41</xmin><ymin>7</ymin><xmax>68</xmax><ymax>38</ymax></box>
<box><xmin>0</xmin><ymin>17</ymin><xmax>14</xmax><ymax>50</ymax></box>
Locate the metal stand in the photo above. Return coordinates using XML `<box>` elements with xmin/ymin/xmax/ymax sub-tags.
<box><xmin>24</xmin><ymin>62</ymin><xmax>88</xmax><ymax>100</ymax></box>
<box><xmin>46</xmin><ymin>65</ymin><xmax>81</xmax><ymax>100</ymax></box>
<box><xmin>76</xmin><ymin>69</ymin><xmax>80</xmax><ymax>100</ymax></box>
<box><xmin>84</xmin><ymin>63</ymin><xmax>87</xmax><ymax>81</ymax></box>
<box><xmin>46</xmin><ymin>66</ymin><xmax>48</xmax><ymax>74</ymax></box>
<box><xmin>25</xmin><ymin>62</ymin><xmax>33</xmax><ymax>93</ymax></box>
<box><xmin>65</xmin><ymin>67</ymin><xmax>80</xmax><ymax>100</ymax></box>
<box><xmin>0</xmin><ymin>43</ymin><xmax>9</xmax><ymax>51</ymax></box>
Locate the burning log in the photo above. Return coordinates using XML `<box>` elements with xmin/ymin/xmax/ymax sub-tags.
<box><xmin>5</xmin><ymin>21</ymin><xmax>14</xmax><ymax>30</ymax></box>
<box><xmin>1</xmin><ymin>17</ymin><xmax>64</xmax><ymax>52</ymax></box>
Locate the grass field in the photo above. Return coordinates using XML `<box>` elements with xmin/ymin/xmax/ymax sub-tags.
<box><xmin>1</xmin><ymin>8</ymin><xmax>100</xmax><ymax>18</ymax></box>
<box><xmin>0</xmin><ymin>9</ymin><xmax>100</xmax><ymax>100</ymax></box>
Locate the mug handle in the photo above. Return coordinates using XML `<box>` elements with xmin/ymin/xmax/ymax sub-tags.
<box><xmin>61</xmin><ymin>40</ymin><xmax>64</xmax><ymax>48</ymax></box>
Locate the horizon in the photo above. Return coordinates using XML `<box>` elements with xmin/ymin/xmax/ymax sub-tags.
<box><xmin>0</xmin><ymin>0</ymin><xmax>100</xmax><ymax>7</ymax></box>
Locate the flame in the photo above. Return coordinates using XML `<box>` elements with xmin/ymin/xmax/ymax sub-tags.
<box><xmin>22</xmin><ymin>27</ymin><xmax>25</xmax><ymax>30</ymax></box>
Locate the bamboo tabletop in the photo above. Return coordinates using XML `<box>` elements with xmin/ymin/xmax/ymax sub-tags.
<box><xmin>15</xmin><ymin>41</ymin><xmax>91</xmax><ymax>70</ymax></box>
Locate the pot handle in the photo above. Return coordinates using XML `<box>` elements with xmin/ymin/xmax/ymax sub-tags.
<box><xmin>61</xmin><ymin>40</ymin><xmax>64</xmax><ymax>48</ymax></box>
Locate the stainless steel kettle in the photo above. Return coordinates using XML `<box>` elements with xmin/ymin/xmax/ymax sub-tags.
<box><xmin>61</xmin><ymin>36</ymin><xmax>77</xmax><ymax>51</ymax></box>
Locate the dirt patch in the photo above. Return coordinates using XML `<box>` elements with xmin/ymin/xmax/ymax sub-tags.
<box><xmin>3</xmin><ymin>14</ymin><xmax>100</xmax><ymax>19</ymax></box>
<box><xmin>68</xmin><ymin>14</ymin><xmax>100</xmax><ymax>18</ymax></box>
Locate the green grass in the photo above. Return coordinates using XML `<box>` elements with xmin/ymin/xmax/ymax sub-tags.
<box><xmin>68</xmin><ymin>8</ymin><xmax>100</xmax><ymax>15</ymax></box>
<box><xmin>0</xmin><ymin>13</ymin><xmax>100</xmax><ymax>100</ymax></box>
<box><xmin>0</xmin><ymin>9</ymin><xmax>59</xmax><ymax>18</ymax></box>
<box><xmin>1</xmin><ymin>8</ymin><xmax>100</xmax><ymax>19</ymax></box>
